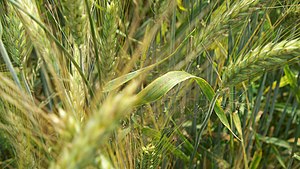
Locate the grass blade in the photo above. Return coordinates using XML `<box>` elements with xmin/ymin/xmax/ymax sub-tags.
<box><xmin>249</xmin><ymin>150</ymin><xmax>262</xmax><ymax>169</ymax></box>
<box><xmin>135</xmin><ymin>71</ymin><xmax>239</xmax><ymax>139</ymax></box>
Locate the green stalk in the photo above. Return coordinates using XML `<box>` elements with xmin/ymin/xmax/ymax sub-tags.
<box><xmin>229</xmin><ymin>87</ymin><xmax>235</xmax><ymax>166</ymax></box>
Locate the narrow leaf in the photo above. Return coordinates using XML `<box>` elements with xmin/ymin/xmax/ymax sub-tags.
<box><xmin>233</xmin><ymin>111</ymin><xmax>248</xmax><ymax>169</ymax></box>
<box><xmin>0</xmin><ymin>20</ymin><xmax>2</xmax><ymax>38</ymax></box>
<box><xmin>249</xmin><ymin>150</ymin><xmax>262</xmax><ymax>169</ymax></box>
<box><xmin>233</xmin><ymin>111</ymin><xmax>243</xmax><ymax>137</ymax></box>
<box><xmin>271</xmin><ymin>146</ymin><xmax>287</xmax><ymax>169</ymax></box>
<box><xmin>103</xmin><ymin>68</ymin><xmax>148</xmax><ymax>92</ymax></box>
<box><xmin>284</xmin><ymin>65</ymin><xmax>300</xmax><ymax>102</ymax></box>
<box><xmin>256</xmin><ymin>133</ymin><xmax>292</xmax><ymax>150</ymax></box>
<box><xmin>103</xmin><ymin>30</ymin><xmax>196</xmax><ymax>92</ymax></box>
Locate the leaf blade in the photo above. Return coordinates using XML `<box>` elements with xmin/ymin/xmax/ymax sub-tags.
<box><xmin>135</xmin><ymin>71</ymin><xmax>234</xmax><ymax>136</ymax></box>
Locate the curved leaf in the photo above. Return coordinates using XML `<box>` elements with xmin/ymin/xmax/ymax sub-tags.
<box><xmin>135</xmin><ymin>71</ymin><xmax>234</xmax><ymax>136</ymax></box>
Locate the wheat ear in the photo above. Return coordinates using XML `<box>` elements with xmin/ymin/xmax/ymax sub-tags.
<box><xmin>223</xmin><ymin>39</ymin><xmax>300</xmax><ymax>87</ymax></box>
<box><xmin>0</xmin><ymin>4</ymin><xmax>30</xmax><ymax>71</ymax></box>
<box><xmin>61</xmin><ymin>0</ymin><xmax>87</xmax><ymax>46</ymax></box>
<box><xmin>100</xmin><ymin>1</ymin><xmax>118</xmax><ymax>81</ymax></box>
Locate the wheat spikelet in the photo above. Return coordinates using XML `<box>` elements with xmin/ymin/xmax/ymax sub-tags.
<box><xmin>138</xmin><ymin>134</ymin><xmax>172</xmax><ymax>169</ymax></box>
<box><xmin>223</xmin><ymin>39</ymin><xmax>300</xmax><ymax>87</ymax></box>
<box><xmin>61</xmin><ymin>0</ymin><xmax>87</xmax><ymax>46</ymax></box>
<box><xmin>12</xmin><ymin>0</ymin><xmax>55</xmax><ymax>65</ymax></box>
<box><xmin>100</xmin><ymin>1</ymin><xmax>118</xmax><ymax>81</ymax></box>
<box><xmin>1</xmin><ymin>17</ymin><xmax>21</xmax><ymax>66</ymax></box>
<box><xmin>140</xmin><ymin>143</ymin><xmax>157</xmax><ymax>169</ymax></box>
<box><xmin>0</xmin><ymin>5</ymin><xmax>31</xmax><ymax>72</ymax></box>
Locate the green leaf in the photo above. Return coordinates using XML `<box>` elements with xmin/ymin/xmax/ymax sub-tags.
<box><xmin>0</xmin><ymin>40</ymin><xmax>22</xmax><ymax>89</ymax></box>
<box><xmin>233</xmin><ymin>111</ymin><xmax>248</xmax><ymax>169</ymax></box>
<box><xmin>271</xmin><ymin>146</ymin><xmax>287</xmax><ymax>169</ymax></box>
<box><xmin>256</xmin><ymin>133</ymin><xmax>292</xmax><ymax>150</ymax></box>
<box><xmin>177</xmin><ymin>0</ymin><xmax>187</xmax><ymax>11</ymax></box>
<box><xmin>293</xmin><ymin>153</ymin><xmax>300</xmax><ymax>161</ymax></box>
<box><xmin>233</xmin><ymin>111</ymin><xmax>243</xmax><ymax>137</ymax></box>
<box><xmin>103</xmin><ymin>30</ymin><xmax>196</xmax><ymax>92</ymax></box>
<box><xmin>249</xmin><ymin>150</ymin><xmax>262</xmax><ymax>169</ymax></box>
<box><xmin>135</xmin><ymin>71</ymin><xmax>236</xmax><ymax>138</ymax></box>
<box><xmin>103</xmin><ymin>68</ymin><xmax>148</xmax><ymax>92</ymax></box>
<box><xmin>136</xmin><ymin>71</ymin><xmax>194</xmax><ymax>105</ymax></box>
<box><xmin>284</xmin><ymin>65</ymin><xmax>300</xmax><ymax>102</ymax></box>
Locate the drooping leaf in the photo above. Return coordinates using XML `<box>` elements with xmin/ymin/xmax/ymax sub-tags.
<box><xmin>136</xmin><ymin>71</ymin><xmax>194</xmax><ymax>105</ymax></box>
<box><xmin>135</xmin><ymin>71</ymin><xmax>236</xmax><ymax>138</ymax></box>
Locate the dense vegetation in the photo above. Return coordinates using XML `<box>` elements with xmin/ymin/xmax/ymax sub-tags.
<box><xmin>0</xmin><ymin>0</ymin><xmax>299</xmax><ymax>168</ymax></box>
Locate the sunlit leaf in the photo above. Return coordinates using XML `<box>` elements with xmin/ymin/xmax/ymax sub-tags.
<box><xmin>293</xmin><ymin>153</ymin><xmax>300</xmax><ymax>161</ymax></box>
<box><xmin>135</xmin><ymin>71</ymin><xmax>236</xmax><ymax>138</ymax></box>
<box><xmin>233</xmin><ymin>111</ymin><xmax>242</xmax><ymax>137</ymax></box>
<box><xmin>103</xmin><ymin>68</ymin><xmax>147</xmax><ymax>92</ymax></box>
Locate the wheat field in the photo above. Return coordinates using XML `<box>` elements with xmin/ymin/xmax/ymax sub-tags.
<box><xmin>0</xmin><ymin>0</ymin><xmax>300</xmax><ymax>168</ymax></box>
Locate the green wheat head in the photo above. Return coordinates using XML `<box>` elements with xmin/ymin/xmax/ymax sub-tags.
<box><xmin>61</xmin><ymin>0</ymin><xmax>87</xmax><ymax>46</ymax></box>
<box><xmin>0</xmin><ymin>5</ymin><xmax>30</xmax><ymax>70</ymax></box>
<box><xmin>100</xmin><ymin>1</ymin><xmax>118</xmax><ymax>81</ymax></box>
<box><xmin>223</xmin><ymin>39</ymin><xmax>300</xmax><ymax>87</ymax></box>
